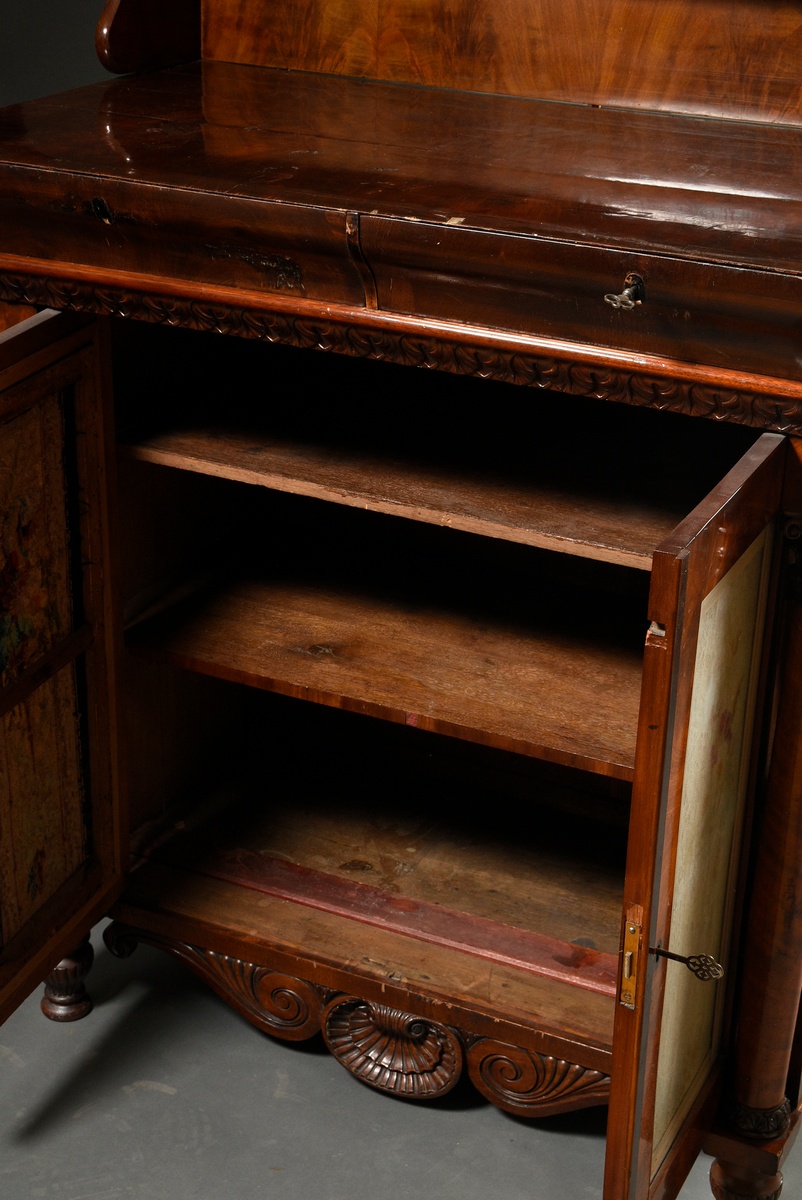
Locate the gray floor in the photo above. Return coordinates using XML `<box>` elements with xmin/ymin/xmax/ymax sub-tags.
<box><xmin>3</xmin><ymin>926</ymin><xmax>798</xmax><ymax>1200</ymax></box>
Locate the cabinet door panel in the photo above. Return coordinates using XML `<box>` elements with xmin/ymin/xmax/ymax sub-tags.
<box><xmin>605</xmin><ymin>432</ymin><xmax>786</xmax><ymax>1200</ymax></box>
<box><xmin>0</xmin><ymin>311</ymin><xmax>124</xmax><ymax>1024</ymax></box>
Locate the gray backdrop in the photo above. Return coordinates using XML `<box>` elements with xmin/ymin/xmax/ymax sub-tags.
<box><xmin>0</xmin><ymin>0</ymin><xmax>109</xmax><ymax>107</ymax></box>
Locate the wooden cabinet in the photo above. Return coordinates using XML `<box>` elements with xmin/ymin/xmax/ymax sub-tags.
<box><xmin>1</xmin><ymin>4</ymin><xmax>802</xmax><ymax>1199</ymax></box>
<box><xmin>0</xmin><ymin>311</ymin><xmax>797</xmax><ymax>1200</ymax></box>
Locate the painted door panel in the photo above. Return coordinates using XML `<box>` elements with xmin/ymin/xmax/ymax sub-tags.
<box><xmin>604</xmin><ymin>433</ymin><xmax>786</xmax><ymax>1200</ymax></box>
<box><xmin>0</xmin><ymin>310</ymin><xmax>124</xmax><ymax>1024</ymax></box>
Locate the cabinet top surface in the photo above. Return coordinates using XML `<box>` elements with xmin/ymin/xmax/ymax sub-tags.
<box><xmin>2</xmin><ymin>60</ymin><xmax>802</xmax><ymax>272</ymax></box>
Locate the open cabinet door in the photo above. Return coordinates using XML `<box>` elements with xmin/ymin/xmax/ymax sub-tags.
<box><xmin>604</xmin><ymin>432</ymin><xmax>787</xmax><ymax>1200</ymax></box>
<box><xmin>0</xmin><ymin>310</ymin><xmax>125</xmax><ymax>1025</ymax></box>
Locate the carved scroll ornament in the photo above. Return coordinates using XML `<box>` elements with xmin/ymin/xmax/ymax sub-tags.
<box><xmin>101</xmin><ymin>924</ymin><xmax>616</xmax><ymax>1116</ymax></box>
<box><xmin>103</xmin><ymin>923</ymin><xmax>323</xmax><ymax>1040</ymax></box>
<box><xmin>466</xmin><ymin>1038</ymin><xmax>610</xmax><ymax>1117</ymax></box>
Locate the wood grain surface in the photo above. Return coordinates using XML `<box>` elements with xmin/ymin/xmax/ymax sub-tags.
<box><xmin>202</xmin><ymin>0</ymin><xmax>802</xmax><ymax>124</ymax></box>
<box><xmin>3</xmin><ymin>63</ymin><xmax>802</xmax><ymax>381</ymax></box>
<box><xmin>126</xmin><ymin>561</ymin><xmax>645</xmax><ymax>778</ymax></box>
<box><xmin>114</xmin><ymin>861</ymin><xmax>616</xmax><ymax>1052</ymax></box>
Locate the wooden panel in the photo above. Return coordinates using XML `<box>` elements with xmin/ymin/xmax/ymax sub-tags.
<box><xmin>140</xmin><ymin>729</ymin><xmax>627</xmax><ymax>993</ymax></box>
<box><xmin>127</xmin><ymin>572</ymin><xmax>644</xmax><ymax>777</ymax></box>
<box><xmin>362</xmin><ymin>217</ymin><xmax>802</xmax><ymax>382</ymax></box>
<box><xmin>120</xmin><ymin>410</ymin><xmax>753</xmax><ymax>575</ymax></box>
<box><xmin>114</xmin><ymin>325</ymin><xmax>758</xmax><ymax>572</ymax></box>
<box><xmin>651</xmin><ymin>528</ymin><xmax>771</xmax><ymax>1176</ymax></box>
<box><xmin>203</xmin><ymin>0</ymin><xmax>377</xmax><ymax>77</ymax></box>
<box><xmin>0</xmin><ymin>382</ymin><xmax>74</xmax><ymax>687</ymax></box>
<box><xmin>113</xmin><ymin>862</ymin><xmax>616</xmax><ymax>1053</ymax></box>
<box><xmin>121</xmin><ymin>425</ymin><xmax>676</xmax><ymax>569</ymax></box>
<box><xmin>202</xmin><ymin>0</ymin><xmax>802</xmax><ymax>123</ymax></box>
<box><xmin>3</xmin><ymin>64</ymin><xmax>802</xmax><ymax>289</ymax></box>
<box><xmin>0</xmin><ymin>666</ymin><xmax>86</xmax><ymax>947</ymax></box>
<box><xmin>161</xmin><ymin>849</ymin><xmax>618</xmax><ymax>994</ymax></box>
<box><xmin>0</xmin><ymin>313</ymin><xmax>125</xmax><ymax>1024</ymax></box>
<box><xmin>0</xmin><ymin>169</ymin><xmax>364</xmax><ymax>311</ymax></box>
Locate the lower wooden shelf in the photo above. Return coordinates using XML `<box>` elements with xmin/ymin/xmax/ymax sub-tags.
<box><xmin>109</xmin><ymin>721</ymin><xmax>622</xmax><ymax>1117</ymax></box>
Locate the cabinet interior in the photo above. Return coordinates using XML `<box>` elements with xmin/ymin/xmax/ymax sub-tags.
<box><xmin>110</xmin><ymin>321</ymin><xmax>759</xmax><ymax>1053</ymax></box>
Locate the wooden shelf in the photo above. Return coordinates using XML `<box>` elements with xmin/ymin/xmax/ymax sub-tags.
<box><xmin>153</xmin><ymin>793</ymin><xmax>624</xmax><ymax>977</ymax></box>
<box><xmin>123</xmin><ymin>423</ymin><xmax>687</xmax><ymax>569</ymax></box>
<box><xmin>118</xmin><ymin>740</ymin><xmax>625</xmax><ymax>1050</ymax></box>
<box><xmin>114</xmin><ymin>860</ymin><xmax>616</xmax><ymax>1053</ymax></box>
<box><xmin>126</xmin><ymin>549</ymin><xmax>645</xmax><ymax>778</ymax></box>
<box><xmin>115</xmin><ymin>325</ymin><xmax>759</xmax><ymax>571</ymax></box>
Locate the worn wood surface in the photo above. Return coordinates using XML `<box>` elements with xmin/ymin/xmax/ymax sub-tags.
<box><xmin>142</xmin><ymin>741</ymin><xmax>627</xmax><ymax>991</ymax></box>
<box><xmin>156</xmin><ymin>848</ymin><xmax>619</xmax><ymax>994</ymax></box>
<box><xmin>4</xmin><ymin>62</ymin><xmax>802</xmax><ymax>269</ymax></box>
<box><xmin>112</xmin><ymin>861</ymin><xmax>616</xmax><ymax>1056</ymax></box>
<box><xmin>2</xmin><ymin>62</ymin><xmax>802</xmax><ymax>385</ymax></box>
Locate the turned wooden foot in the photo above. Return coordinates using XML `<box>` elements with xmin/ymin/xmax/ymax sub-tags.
<box><xmin>710</xmin><ymin>1160</ymin><xmax>783</xmax><ymax>1200</ymax></box>
<box><xmin>40</xmin><ymin>936</ymin><xmax>94</xmax><ymax>1021</ymax></box>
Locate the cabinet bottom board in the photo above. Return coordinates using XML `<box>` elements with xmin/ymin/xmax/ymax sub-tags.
<box><xmin>112</xmin><ymin>849</ymin><xmax>616</xmax><ymax>1063</ymax></box>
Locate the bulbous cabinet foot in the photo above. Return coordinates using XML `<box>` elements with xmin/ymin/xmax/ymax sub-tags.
<box><xmin>710</xmin><ymin>1161</ymin><xmax>783</xmax><ymax>1200</ymax></box>
<box><xmin>40</xmin><ymin>936</ymin><xmax>94</xmax><ymax>1021</ymax></box>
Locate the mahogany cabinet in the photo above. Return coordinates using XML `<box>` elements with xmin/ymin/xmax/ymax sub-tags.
<box><xmin>1</xmin><ymin>4</ymin><xmax>802</xmax><ymax>1200</ymax></box>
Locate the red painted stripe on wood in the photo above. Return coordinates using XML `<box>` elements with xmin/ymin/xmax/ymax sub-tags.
<box><xmin>154</xmin><ymin>845</ymin><xmax>617</xmax><ymax>997</ymax></box>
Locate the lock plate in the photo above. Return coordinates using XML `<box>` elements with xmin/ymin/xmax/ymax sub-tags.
<box><xmin>619</xmin><ymin>917</ymin><xmax>642</xmax><ymax>1010</ymax></box>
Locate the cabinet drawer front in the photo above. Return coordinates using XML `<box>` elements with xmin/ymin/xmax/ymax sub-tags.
<box><xmin>360</xmin><ymin>217</ymin><xmax>802</xmax><ymax>381</ymax></box>
<box><xmin>0</xmin><ymin>171</ymin><xmax>365</xmax><ymax>307</ymax></box>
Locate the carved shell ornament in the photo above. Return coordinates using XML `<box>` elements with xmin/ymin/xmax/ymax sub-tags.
<box><xmin>322</xmin><ymin>995</ymin><xmax>463</xmax><ymax>1099</ymax></box>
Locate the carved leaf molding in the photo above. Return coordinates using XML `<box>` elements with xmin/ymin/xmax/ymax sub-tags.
<box><xmin>2</xmin><ymin>271</ymin><xmax>801</xmax><ymax>433</ymax></box>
